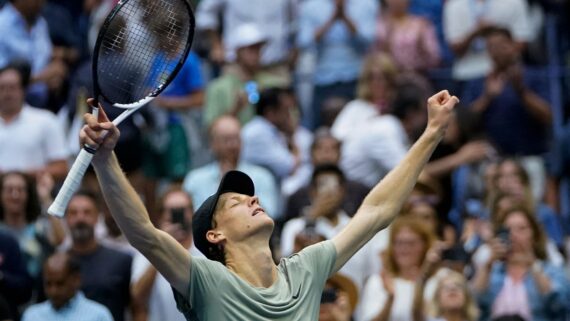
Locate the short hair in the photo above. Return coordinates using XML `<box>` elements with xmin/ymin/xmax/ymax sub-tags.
<box><xmin>69</xmin><ymin>189</ymin><xmax>100</xmax><ymax>212</ymax></box>
<box><xmin>310</xmin><ymin>163</ymin><xmax>346</xmax><ymax>188</ymax></box>
<box><xmin>0</xmin><ymin>60</ymin><xmax>31</xmax><ymax>88</ymax></box>
<box><xmin>482</xmin><ymin>26</ymin><xmax>514</xmax><ymax>41</ymax></box>
<box><xmin>310</xmin><ymin>128</ymin><xmax>341</xmax><ymax>155</ymax></box>
<box><xmin>255</xmin><ymin>87</ymin><xmax>293</xmax><ymax>116</ymax></box>
<box><xmin>46</xmin><ymin>252</ymin><xmax>82</xmax><ymax>275</ymax></box>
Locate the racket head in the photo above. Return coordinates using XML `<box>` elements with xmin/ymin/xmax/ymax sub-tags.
<box><xmin>92</xmin><ymin>0</ymin><xmax>195</xmax><ymax>108</ymax></box>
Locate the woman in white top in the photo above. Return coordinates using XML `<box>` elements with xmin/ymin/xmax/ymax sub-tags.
<box><xmin>359</xmin><ymin>217</ymin><xmax>438</xmax><ymax>321</ymax></box>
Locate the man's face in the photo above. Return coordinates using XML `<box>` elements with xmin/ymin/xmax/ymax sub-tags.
<box><xmin>17</xmin><ymin>0</ymin><xmax>45</xmax><ymax>22</ymax></box>
<box><xmin>272</xmin><ymin>93</ymin><xmax>297</xmax><ymax>135</ymax></box>
<box><xmin>0</xmin><ymin>69</ymin><xmax>25</xmax><ymax>116</ymax></box>
<box><xmin>209</xmin><ymin>192</ymin><xmax>274</xmax><ymax>244</ymax></box>
<box><xmin>311</xmin><ymin>137</ymin><xmax>341</xmax><ymax>165</ymax></box>
<box><xmin>487</xmin><ymin>33</ymin><xmax>518</xmax><ymax>68</ymax></box>
<box><xmin>160</xmin><ymin>191</ymin><xmax>193</xmax><ymax>242</ymax></box>
<box><xmin>236</xmin><ymin>43</ymin><xmax>262</xmax><ymax>71</ymax></box>
<box><xmin>210</xmin><ymin>118</ymin><xmax>241</xmax><ymax>163</ymax></box>
<box><xmin>44</xmin><ymin>265</ymin><xmax>79</xmax><ymax>310</ymax></box>
<box><xmin>65</xmin><ymin>196</ymin><xmax>99</xmax><ymax>245</ymax></box>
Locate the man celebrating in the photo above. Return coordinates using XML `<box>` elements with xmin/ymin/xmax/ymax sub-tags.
<box><xmin>78</xmin><ymin>90</ymin><xmax>458</xmax><ymax>320</ymax></box>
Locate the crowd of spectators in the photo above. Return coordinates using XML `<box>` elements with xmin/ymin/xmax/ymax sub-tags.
<box><xmin>1</xmin><ymin>0</ymin><xmax>570</xmax><ymax>321</ymax></box>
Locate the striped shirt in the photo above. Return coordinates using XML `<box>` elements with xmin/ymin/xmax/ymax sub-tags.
<box><xmin>21</xmin><ymin>292</ymin><xmax>113</xmax><ymax>321</ymax></box>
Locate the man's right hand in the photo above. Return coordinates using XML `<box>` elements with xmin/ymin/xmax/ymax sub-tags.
<box><xmin>79</xmin><ymin>99</ymin><xmax>120</xmax><ymax>161</ymax></box>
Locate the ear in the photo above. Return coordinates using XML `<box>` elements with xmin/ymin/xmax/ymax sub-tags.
<box><xmin>206</xmin><ymin>229</ymin><xmax>226</xmax><ymax>245</ymax></box>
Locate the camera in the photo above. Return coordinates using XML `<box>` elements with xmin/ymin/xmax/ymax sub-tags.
<box><xmin>170</xmin><ymin>207</ymin><xmax>188</xmax><ymax>230</ymax></box>
<box><xmin>320</xmin><ymin>288</ymin><xmax>338</xmax><ymax>304</ymax></box>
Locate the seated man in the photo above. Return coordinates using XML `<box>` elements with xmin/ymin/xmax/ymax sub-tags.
<box><xmin>78</xmin><ymin>90</ymin><xmax>458</xmax><ymax>320</ymax></box>
<box><xmin>21</xmin><ymin>252</ymin><xmax>113</xmax><ymax>321</ymax></box>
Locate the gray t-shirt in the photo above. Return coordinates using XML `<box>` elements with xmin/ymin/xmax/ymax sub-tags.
<box><xmin>173</xmin><ymin>240</ymin><xmax>337</xmax><ymax>320</ymax></box>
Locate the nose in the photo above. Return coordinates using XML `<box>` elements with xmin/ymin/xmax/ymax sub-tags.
<box><xmin>249</xmin><ymin>196</ymin><xmax>259</xmax><ymax>207</ymax></box>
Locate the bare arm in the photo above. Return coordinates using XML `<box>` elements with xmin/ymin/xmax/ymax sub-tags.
<box><xmin>131</xmin><ymin>265</ymin><xmax>158</xmax><ymax>306</ymax></box>
<box><xmin>81</xmin><ymin>104</ymin><xmax>192</xmax><ymax>295</ymax></box>
<box><xmin>332</xmin><ymin>91</ymin><xmax>458</xmax><ymax>271</ymax></box>
<box><xmin>155</xmin><ymin>91</ymin><xmax>205</xmax><ymax>111</ymax></box>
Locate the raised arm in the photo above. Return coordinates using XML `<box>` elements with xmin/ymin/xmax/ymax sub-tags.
<box><xmin>80</xmin><ymin>103</ymin><xmax>191</xmax><ymax>295</ymax></box>
<box><xmin>332</xmin><ymin>90</ymin><xmax>458</xmax><ymax>271</ymax></box>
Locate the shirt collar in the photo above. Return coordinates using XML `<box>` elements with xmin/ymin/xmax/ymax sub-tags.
<box><xmin>50</xmin><ymin>291</ymin><xmax>84</xmax><ymax>313</ymax></box>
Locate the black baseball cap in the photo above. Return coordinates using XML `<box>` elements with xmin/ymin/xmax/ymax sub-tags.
<box><xmin>192</xmin><ymin>170</ymin><xmax>255</xmax><ymax>260</ymax></box>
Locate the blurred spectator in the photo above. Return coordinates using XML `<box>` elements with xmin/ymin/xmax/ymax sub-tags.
<box><xmin>203</xmin><ymin>24</ymin><xmax>289</xmax><ymax>127</ymax></box>
<box><xmin>0</xmin><ymin>294</ymin><xmax>11</xmax><ymax>321</ymax></box>
<box><xmin>241</xmin><ymin>87</ymin><xmax>306</xmax><ymax>182</ymax></box>
<box><xmin>408</xmin><ymin>0</ymin><xmax>452</xmax><ymax>65</ymax></box>
<box><xmin>283</xmin><ymin>129</ymin><xmax>369</xmax><ymax>220</ymax></box>
<box><xmin>131</xmin><ymin>187</ymin><xmax>202</xmax><ymax>321</ymax></box>
<box><xmin>21</xmin><ymin>252</ymin><xmax>113</xmax><ymax>321</ymax></box>
<box><xmin>0</xmin><ymin>226</ymin><xmax>32</xmax><ymax>321</ymax></box>
<box><xmin>319</xmin><ymin>273</ymin><xmax>359</xmax><ymax>321</ymax></box>
<box><xmin>183</xmin><ymin>115</ymin><xmax>280</xmax><ymax>218</ymax></box>
<box><xmin>443</xmin><ymin>0</ymin><xmax>531</xmax><ymax>81</ymax></box>
<box><xmin>331</xmin><ymin>52</ymin><xmax>398</xmax><ymax>141</ymax></box>
<box><xmin>472</xmin><ymin>206</ymin><xmax>570</xmax><ymax>321</ymax></box>
<box><xmin>297</xmin><ymin>0</ymin><xmax>378</xmax><ymax>129</ymax></box>
<box><xmin>494</xmin><ymin>158</ymin><xmax>563</xmax><ymax>247</ymax></box>
<box><xmin>359</xmin><ymin>217</ymin><xmax>439</xmax><ymax>321</ymax></box>
<box><xmin>462</xmin><ymin>27</ymin><xmax>552</xmax><ymax>157</ymax></box>
<box><xmin>142</xmin><ymin>48</ymin><xmax>205</xmax><ymax>211</ymax></box>
<box><xmin>0</xmin><ymin>63</ymin><xmax>68</xmax><ymax>181</ymax></box>
<box><xmin>65</xmin><ymin>191</ymin><xmax>133</xmax><ymax>321</ymax></box>
<box><xmin>375</xmin><ymin>0</ymin><xmax>440</xmax><ymax>73</ymax></box>
<box><xmin>0</xmin><ymin>172</ymin><xmax>65</xmax><ymax>283</ymax></box>
<box><xmin>414</xmin><ymin>270</ymin><xmax>479</xmax><ymax>321</ymax></box>
<box><xmin>0</xmin><ymin>0</ymin><xmax>69</xmax><ymax>108</ymax></box>
<box><xmin>196</xmin><ymin>0</ymin><xmax>295</xmax><ymax>77</ymax></box>
<box><xmin>280</xmin><ymin>164</ymin><xmax>380</xmax><ymax>292</ymax></box>
<box><xmin>339</xmin><ymin>82</ymin><xmax>426</xmax><ymax>188</ymax></box>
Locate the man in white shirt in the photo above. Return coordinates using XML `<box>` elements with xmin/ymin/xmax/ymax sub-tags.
<box><xmin>340</xmin><ymin>83</ymin><xmax>427</xmax><ymax>188</ymax></box>
<box><xmin>443</xmin><ymin>0</ymin><xmax>531</xmax><ymax>80</ymax></box>
<box><xmin>0</xmin><ymin>63</ymin><xmax>68</xmax><ymax>180</ymax></box>
<box><xmin>131</xmin><ymin>187</ymin><xmax>203</xmax><ymax>321</ymax></box>
<box><xmin>196</xmin><ymin>0</ymin><xmax>294</xmax><ymax>72</ymax></box>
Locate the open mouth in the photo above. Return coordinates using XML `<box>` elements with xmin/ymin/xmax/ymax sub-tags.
<box><xmin>252</xmin><ymin>207</ymin><xmax>265</xmax><ymax>216</ymax></box>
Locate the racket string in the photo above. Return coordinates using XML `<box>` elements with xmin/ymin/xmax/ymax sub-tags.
<box><xmin>96</xmin><ymin>0</ymin><xmax>193</xmax><ymax>104</ymax></box>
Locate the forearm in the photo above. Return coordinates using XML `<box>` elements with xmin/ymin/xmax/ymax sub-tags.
<box><xmin>157</xmin><ymin>92</ymin><xmax>204</xmax><ymax>110</ymax></box>
<box><xmin>92</xmin><ymin>153</ymin><xmax>157</xmax><ymax>250</ymax></box>
<box><xmin>46</xmin><ymin>160</ymin><xmax>69</xmax><ymax>182</ymax></box>
<box><xmin>450</xmin><ymin>31</ymin><xmax>479</xmax><ymax>57</ymax></box>
<box><xmin>412</xmin><ymin>277</ymin><xmax>428</xmax><ymax>321</ymax></box>
<box><xmin>472</xmin><ymin>261</ymin><xmax>493</xmax><ymax>293</ymax></box>
<box><xmin>132</xmin><ymin>266</ymin><xmax>158</xmax><ymax>304</ymax></box>
<box><xmin>424</xmin><ymin>153</ymin><xmax>463</xmax><ymax>178</ymax></box>
<box><xmin>470</xmin><ymin>94</ymin><xmax>493</xmax><ymax>114</ymax></box>
<box><xmin>315</xmin><ymin>17</ymin><xmax>336</xmax><ymax>42</ymax></box>
<box><xmin>371</xmin><ymin>295</ymin><xmax>394</xmax><ymax>321</ymax></box>
<box><xmin>341</xmin><ymin>15</ymin><xmax>357</xmax><ymax>35</ymax></box>
<box><xmin>519</xmin><ymin>89</ymin><xmax>552</xmax><ymax>125</ymax></box>
<box><xmin>531</xmin><ymin>269</ymin><xmax>552</xmax><ymax>294</ymax></box>
<box><xmin>362</xmin><ymin>127</ymin><xmax>443</xmax><ymax>229</ymax></box>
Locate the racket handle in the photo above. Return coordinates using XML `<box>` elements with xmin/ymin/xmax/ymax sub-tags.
<box><xmin>47</xmin><ymin>148</ymin><xmax>95</xmax><ymax>217</ymax></box>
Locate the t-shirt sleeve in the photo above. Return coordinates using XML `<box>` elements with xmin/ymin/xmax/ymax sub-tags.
<box><xmin>292</xmin><ymin>240</ymin><xmax>337</xmax><ymax>281</ymax></box>
<box><xmin>172</xmin><ymin>257</ymin><xmax>225</xmax><ymax>317</ymax></box>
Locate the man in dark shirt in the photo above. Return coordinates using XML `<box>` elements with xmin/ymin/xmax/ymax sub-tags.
<box><xmin>65</xmin><ymin>191</ymin><xmax>132</xmax><ymax>321</ymax></box>
<box><xmin>461</xmin><ymin>26</ymin><xmax>552</xmax><ymax>156</ymax></box>
<box><xmin>0</xmin><ymin>227</ymin><xmax>31</xmax><ymax>321</ymax></box>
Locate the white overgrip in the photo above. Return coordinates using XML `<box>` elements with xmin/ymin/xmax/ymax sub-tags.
<box><xmin>47</xmin><ymin>149</ymin><xmax>95</xmax><ymax>217</ymax></box>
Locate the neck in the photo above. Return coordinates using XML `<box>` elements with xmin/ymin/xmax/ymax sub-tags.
<box><xmin>441</xmin><ymin>310</ymin><xmax>464</xmax><ymax>321</ymax></box>
<box><xmin>218</xmin><ymin>159</ymin><xmax>239</xmax><ymax>174</ymax></box>
<box><xmin>3</xmin><ymin>211</ymin><xmax>27</xmax><ymax>229</ymax></box>
<box><xmin>398</xmin><ymin>265</ymin><xmax>421</xmax><ymax>281</ymax></box>
<box><xmin>71</xmin><ymin>239</ymin><xmax>99</xmax><ymax>255</ymax></box>
<box><xmin>235</xmin><ymin>64</ymin><xmax>257</xmax><ymax>81</ymax></box>
<box><xmin>225</xmin><ymin>239</ymin><xmax>277</xmax><ymax>288</ymax></box>
<box><xmin>0</xmin><ymin>107</ymin><xmax>22</xmax><ymax>123</ymax></box>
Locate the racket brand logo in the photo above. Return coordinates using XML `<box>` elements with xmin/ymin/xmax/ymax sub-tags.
<box><xmin>47</xmin><ymin>0</ymin><xmax>195</xmax><ymax>217</ymax></box>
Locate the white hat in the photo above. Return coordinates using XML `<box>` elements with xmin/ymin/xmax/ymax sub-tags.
<box><xmin>226</xmin><ymin>23</ymin><xmax>267</xmax><ymax>61</ymax></box>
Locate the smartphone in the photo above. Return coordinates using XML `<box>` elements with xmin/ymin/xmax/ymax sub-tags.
<box><xmin>317</xmin><ymin>174</ymin><xmax>339</xmax><ymax>195</ymax></box>
<box><xmin>320</xmin><ymin>288</ymin><xmax>338</xmax><ymax>304</ymax></box>
<box><xmin>171</xmin><ymin>207</ymin><xmax>188</xmax><ymax>229</ymax></box>
<box><xmin>496</xmin><ymin>227</ymin><xmax>511</xmax><ymax>248</ymax></box>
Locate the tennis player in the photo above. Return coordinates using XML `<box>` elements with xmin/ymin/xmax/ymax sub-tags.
<box><xmin>80</xmin><ymin>90</ymin><xmax>459</xmax><ymax>320</ymax></box>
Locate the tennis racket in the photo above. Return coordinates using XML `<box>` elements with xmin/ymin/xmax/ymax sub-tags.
<box><xmin>48</xmin><ymin>0</ymin><xmax>195</xmax><ymax>217</ymax></box>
